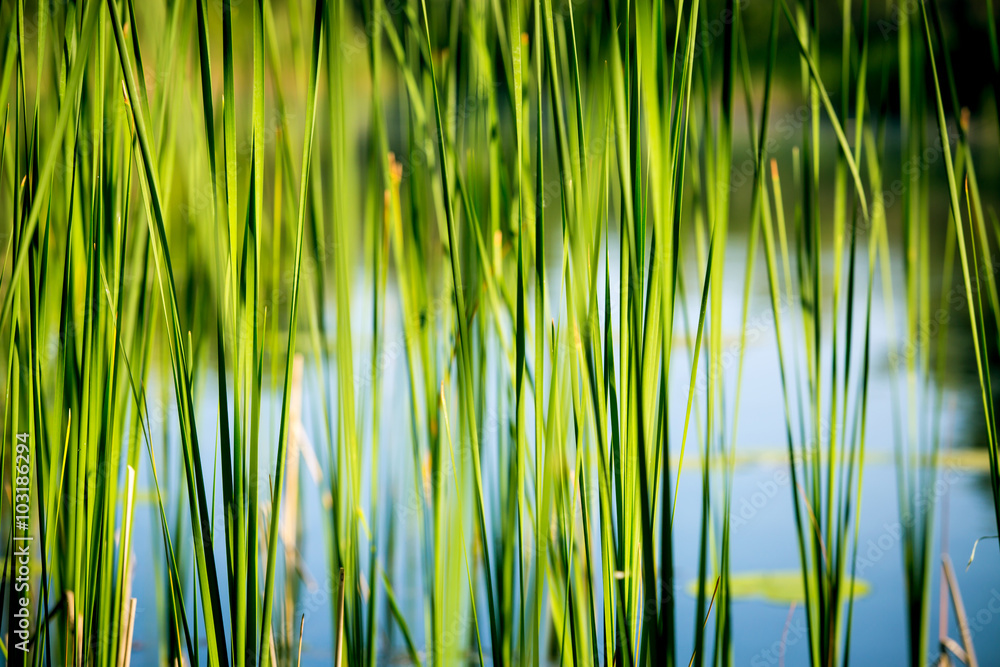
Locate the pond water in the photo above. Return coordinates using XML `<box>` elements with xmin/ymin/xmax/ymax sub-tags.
<box><xmin>124</xmin><ymin>126</ymin><xmax>1000</xmax><ymax>665</ymax></box>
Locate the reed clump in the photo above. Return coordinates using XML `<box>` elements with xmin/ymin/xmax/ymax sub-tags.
<box><xmin>0</xmin><ymin>1</ymin><xmax>998</xmax><ymax>666</ymax></box>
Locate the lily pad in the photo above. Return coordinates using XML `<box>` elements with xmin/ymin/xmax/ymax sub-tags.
<box><xmin>686</xmin><ymin>571</ymin><xmax>871</xmax><ymax>605</ymax></box>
